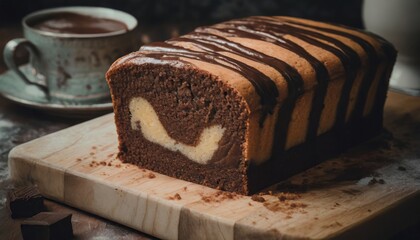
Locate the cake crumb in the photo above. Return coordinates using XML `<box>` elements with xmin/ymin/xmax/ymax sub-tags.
<box><xmin>251</xmin><ymin>195</ymin><xmax>265</xmax><ymax>202</ymax></box>
<box><xmin>295</xmin><ymin>202</ymin><xmax>307</xmax><ymax>208</ymax></box>
<box><xmin>368</xmin><ymin>178</ymin><xmax>378</xmax><ymax>185</ymax></box>
<box><xmin>215</xmin><ymin>191</ymin><xmax>238</xmax><ymax>200</ymax></box>
<box><xmin>107</xmin><ymin>153</ymin><xmax>114</xmax><ymax>158</ymax></box>
<box><xmin>258</xmin><ymin>214</ymin><xmax>269</xmax><ymax>220</ymax></box>
<box><xmin>314</xmin><ymin>217</ymin><xmax>319</xmax><ymax>220</ymax></box>
<box><xmin>89</xmin><ymin>160</ymin><xmax>100</xmax><ymax>167</ymax></box>
<box><xmin>252</xmin><ymin>221</ymin><xmax>256</xmax><ymax>225</ymax></box>
<box><xmin>323</xmin><ymin>221</ymin><xmax>342</xmax><ymax>228</ymax></box>
<box><xmin>341</xmin><ymin>188</ymin><xmax>362</xmax><ymax>195</ymax></box>
<box><xmin>115</xmin><ymin>164</ymin><xmax>121</xmax><ymax>168</ymax></box>
<box><xmin>285</xmin><ymin>215</ymin><xmax>292</xmax><ymax>219</ymax></box>
<box><xmin>222</xmin><ymin>192</ymin><xmax>236</xmax><ymax>199</ymax></box>
<box><xmin>369</xmin><ymin>177</ymin><xmax>385</xmax><ymax>185</ymax></box>
<box><xmin>263</xmin><ymin>200</ymin><xmax>308</xmax><ymax>213</ymax></box>
<box><xmin>278</xmin><ymin>192</ymin><xmax>300</xmax><ymax>202</ymax></box>
<box><xmin>200</xmin><ymin>191</ymin><xmax>240</xmax><ymax>203</ymax></box>
<box><xmin>398</xmin><ymin>166</ymin><xmax>406</xmax><ymax>171</ymax></box>
<box><xmin>201</xmin><ymin>195</ymin><xmax>212</xmax><ymax>203</ymax></box>
<box><xmin>100</xmin><ymin>161</ymin><xmax>107</xmax><ymax>166</ymax></box>
<box><xmin>89</xmin><ymin>152</ymin><xmax>95</xmax><ymax>156</ymax></box>
<box><xmin>248</xmin><ymin>202</ymin><xmax>253</xmax><ymax>206</ymax></box>
<box><xmin>168</xmin><ymin>193</ymin><xmax>182</xmax><ymax>200</ymax></box>
<box><xmin>76</xmin><ymin>158</ymin><xmax>82</xmax><ymax>162</ymax></box>
<box><xmin>183</xmin><ymin>186</ymin><xmax>188</xmax><ymax>191</ymax></box>
<box><xmin>92</xmin><ymin>146</ymin><xmax>97</xmax><ymax>150</ymax></box>
<box><xmin>148</xmin><ymin>173</ymin><xmax>156</xmax><ymax>179</ymax></box>
<box><xmin>108</xmin><ymin>162</ymin><xmax>112</xmax><ymax>166</ymax></box>
<box><xmin>263</xmin><ymin>202</ymin><xmax>281</xmax><ymax>212</ymax></box>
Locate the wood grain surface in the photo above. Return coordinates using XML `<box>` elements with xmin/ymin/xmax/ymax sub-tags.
<box><xmin>8</xmin><ymin>92</ymin><xmax>420</xmax><ymax>240</ymax></box>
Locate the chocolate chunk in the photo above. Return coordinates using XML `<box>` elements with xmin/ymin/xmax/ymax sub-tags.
<box><xmin>8</xmin><ymin>186</ymin><xmax>44</xmax><ymax>218</ymax></box>
<box><xmin>368</xmin><ymin>178</ymin><xmax>378</xmax><ymax>185</ymax></box>
<box><xmin>21</xmin><ymin>212</ymin><xmax>73</xmax><ymax>240</ymax></box>
<box><xmin>251</xmin><ymin>195</ymin><xmax>265</xmax><ymax>202</ymax></box>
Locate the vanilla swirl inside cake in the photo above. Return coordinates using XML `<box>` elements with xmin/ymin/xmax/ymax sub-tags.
<box><xmin>106</xmin><ymin>16</ymin><xmax>396</xmax><ymax>195</ymax></box>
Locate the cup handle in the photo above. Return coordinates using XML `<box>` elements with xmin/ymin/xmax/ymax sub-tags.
<box><xmin>3</xmin><ymin>38</ymin><xmax>49</xmax><ymax>95</ymax></box>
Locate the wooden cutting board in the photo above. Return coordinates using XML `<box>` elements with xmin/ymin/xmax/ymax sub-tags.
<box><xmin>8</xmin><ymin>92</ymin><xmax>420</xmax><ymax>240</ymax></box>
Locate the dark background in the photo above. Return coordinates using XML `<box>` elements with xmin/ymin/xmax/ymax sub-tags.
<box><xmin>0</xmin><ymin>0</ymin><xmax>364</xmax><ymax>42</ymax></box>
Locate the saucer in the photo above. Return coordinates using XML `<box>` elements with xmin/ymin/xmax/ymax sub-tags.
<box><xmin>0</xmin><ymin>65</ymin><xmax>113</xmax><ymax>118</ymax></box>
<box><xmin>389</xmin><ymin>86</ymin><xmax>420</xmax><ymax>97</ymax></box>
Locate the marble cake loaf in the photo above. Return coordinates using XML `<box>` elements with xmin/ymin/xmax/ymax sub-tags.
<box><xmin>106</xmin><ymin>16</ymin><xmax>396</xmax><ymax>195</ymax></box>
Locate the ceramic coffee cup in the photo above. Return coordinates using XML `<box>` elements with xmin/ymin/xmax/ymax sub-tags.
<box><xmin>3</xmin><ymin>6</ymin><xmax>138</xmax><ymax>103</ymax></box>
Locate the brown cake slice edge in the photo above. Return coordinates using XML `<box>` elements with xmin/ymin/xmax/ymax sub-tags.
<box><xmin>107</xmin><ymin>59</ymin><xmax>250</xmax><ymax>193</ymax></box>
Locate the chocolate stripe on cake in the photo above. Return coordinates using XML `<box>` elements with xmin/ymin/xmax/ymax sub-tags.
<box><xmin>215</xmin><ymin>17</ymin><xmax>362</xmax><ymax>149</ymax></box>
<box><xmin>194</xmin><ymin>26</ymin><xmax>304</xmax><ymax>149</ymax></box>
<box><xmin>230</xmin><ymin>18</ymin><xmax>332</xmax><ymax>141</ymax></box>
<box><xmin>182</xmin><ymin>32</ymin><xmax>304</xmax><ymax>98</ymax></box>
<box><xmin>246</xmin><ymin>16</ymin><xmax>363</xmax><ymax>141</ymax></box>
<box><xmin>205</xmin><ymin>21</ymin><xmax>329</xmax><ymax>149</ymax></box>
<box><xmin>280</xmin><ymin>18</ymin><xmax>380</xmax><ymax>124</ymax></box>
<box><xmin>256</xmin><ymin>17</ymin><xmax>362</xmax><ymax>133</ymax></box>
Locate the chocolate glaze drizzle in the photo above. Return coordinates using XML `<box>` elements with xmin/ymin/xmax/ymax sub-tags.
<box><xmin>137</xmin><ymin>16</ymin><xmax>394</xmax><ymax>153</ymax></box>
<box><xmin>280</xmin><ymin>18</ymin><xmax>380</xmax><ymax>123</ymax></box>
<box><xmin>199</xmin><ymin>20</ymin><xmax>334</xmax><ymax>149</ymax></box>
<box><xmin>226</xmin><ymin>17</ymin><xmax>362</xmax><ymax>145</ymax></box>
<box><xmin>253</xmin><ymin>17</ymin><xmax>361</xmax><ymax>135</ymax></box>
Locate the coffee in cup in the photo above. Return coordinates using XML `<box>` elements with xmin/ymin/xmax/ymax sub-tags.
<box><xmin>29</xmin><ymin>12</ymin><xmax>129</xmax><ymax>34</ymax></box>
